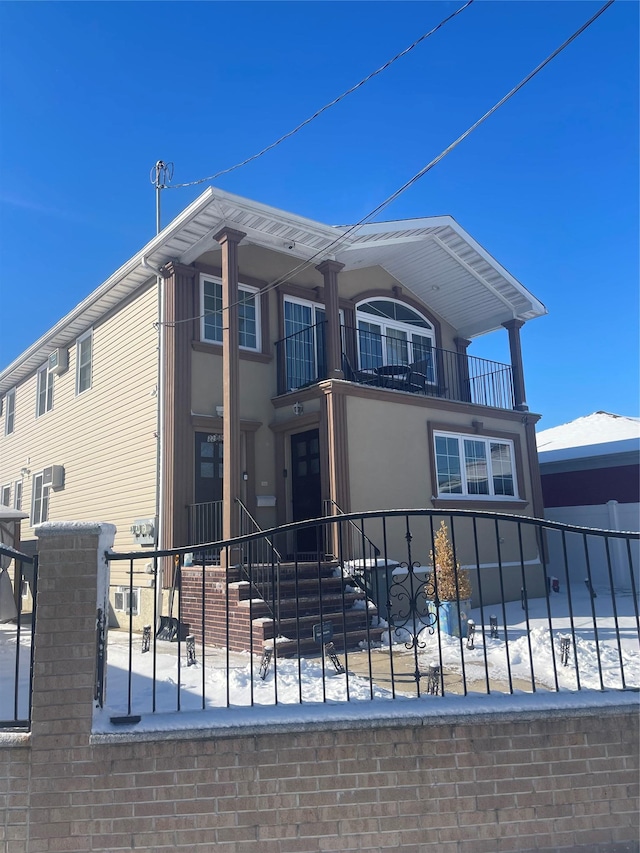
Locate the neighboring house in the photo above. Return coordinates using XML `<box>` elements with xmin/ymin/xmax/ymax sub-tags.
<box><xmin>0</xmin><ymin>187</ymin><xmax>547</xmax><ymax>622</ymax></box>
<box><xmin>536</xmin><ymin>411</ymin><xmax>640</xmax><ymax>587</ymax></box>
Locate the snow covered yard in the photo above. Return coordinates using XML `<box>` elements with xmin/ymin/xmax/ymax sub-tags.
<box><xmin>94</xmin><ymin>580</ymin><xmax>639</xmax><ymax>732</ymax></box>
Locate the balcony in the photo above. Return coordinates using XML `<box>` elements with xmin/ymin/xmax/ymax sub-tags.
<box><xmin>275</xmin><ymin>323</ymin><xmax>515</xmax><ymax>410</ymax></box>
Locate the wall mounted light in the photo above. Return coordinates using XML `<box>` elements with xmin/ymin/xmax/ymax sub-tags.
<box><xmin>242</xmin><ymin>471</ymin><xmax>248</xmax><ymax>481</ymax></box>
<box><xmin>216</xmin><ymin>405</ymin><xmax>224</xmax><ymax>418</ymax></box>
<box><xmin>293</xmin><ymin>401</ymin><xmax>304</xmax><ymax>416</ymax></box>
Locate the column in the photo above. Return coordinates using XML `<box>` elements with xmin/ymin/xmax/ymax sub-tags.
<box><xmin>454</xmin><ymin>336</ymin><xmax>472</xmax><ymax>403</ymax></box>
<box><xmin>316</xmin><ymin>259</ymin><xmax>344</xmax><ymax>380</ymax></box>
<box><xmin>503</xmin><ymin>319</ymin><xmax>528</xmax><ymax>412</ymax></box>
<box><xmin>214</xmin><ymin>227</ymin><xmax>246</xmax><ymax>543</ymax></box>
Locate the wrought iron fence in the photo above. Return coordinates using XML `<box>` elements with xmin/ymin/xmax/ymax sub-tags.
<box><xmin>0</xmin><ymin>544</ymin><xmax>38</xmax><ymax>729</ymax></box>
<box><xmin>104</xmin><ymin>509</ymin><xmax>639</xmax><ymax>724</ymax></box>
<box><xmin>275</xmin><ymin>322</ymin><xmax>515</xmax><ymax>410</ymax></box>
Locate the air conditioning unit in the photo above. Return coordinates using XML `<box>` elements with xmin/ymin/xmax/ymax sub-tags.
<box><xmin>42</xmin><ymin>465</ymin><xmax>65</xmax><ymax>489</ymax></box>
<box><xmin>48</xmin><ymin>348</ymin><xmax>68</xmax><ymax>375</ymax></box>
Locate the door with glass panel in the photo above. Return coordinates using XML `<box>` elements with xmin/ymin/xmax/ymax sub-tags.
<box><xmin>192</xmin><ymin>432</ymin><xmax>223</xmax><ymax>545</ymax></box>
<box><xmin>290</xmin><ymin>429</ymin><xmax>322</xmax><ymax>553</ymax></box>
<box><xmin>283</xmin><ymin>300</ymin><xmax>326</xmax><ymax>391</ymax></box>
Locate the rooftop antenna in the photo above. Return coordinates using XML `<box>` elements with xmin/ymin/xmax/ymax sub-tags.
<box><xmin>150</xmin><ymin>160</ymin><xmax>174</xmax><ymax>235</ymax></box>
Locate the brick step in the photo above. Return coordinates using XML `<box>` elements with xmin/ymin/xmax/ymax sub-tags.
<box><xmin>237</xmin><ymin>576</ymin><xmax>352</xmax><ymax>602</ymax></box>
<box><xmin>255</xmin><ymin>608</ymin><xmax>377</xmax><ymax>642</ymax></box>
<box><xmin>268</xmin><ymin>626</ymin><xmax>387</xmax><ymax>657</ymax></box>
<box><xmin>238</xmin><ymin>591</ymin><xmax>366</xmax><ymax>617</ymax></box>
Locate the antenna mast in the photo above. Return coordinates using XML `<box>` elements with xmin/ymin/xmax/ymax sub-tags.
<box><xmin>150</xmin><ymin>160</ymin><xmax>174</xmax><ymax>235</ymax></box>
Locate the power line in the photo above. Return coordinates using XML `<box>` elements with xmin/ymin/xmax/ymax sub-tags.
<box><xmin>158</xmin><ymin>0</ymin><xmax>615</xmax><ymax>329</ymax></box>
<box><xmin>165</xmin><ymin>0</ymin><xmax>475</xmax><ymax>190</ymax></box>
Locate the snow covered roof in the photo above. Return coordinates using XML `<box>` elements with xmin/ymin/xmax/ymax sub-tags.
<box><xmin>536</xmin><ymin>412</ymin><xmax>640</xmax><ymax>464</ymax></box>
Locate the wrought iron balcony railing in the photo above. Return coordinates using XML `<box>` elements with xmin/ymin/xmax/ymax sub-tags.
<box><xmin>275</xmin><ymin>322</ymin><xmax>515</xmax><ymax>410</ymax></box>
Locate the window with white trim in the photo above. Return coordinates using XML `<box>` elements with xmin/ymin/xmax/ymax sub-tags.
<box><xmin>1</xmin><ymin>484</ymin><xmax>10</xmax><ymax>507</ymax></box>
<box><xmin>4</xmin><ymin>388</ymin><xmax>15</xmax><ymax>435</ymax></box>
<box><xmin>14</xmin><ymin>480</ymin><xmax>22</xmax><ymax>511</ymax></box>
<box><xmin>31</xmin><ymin>472</ymin><xmax>50</xmax><ymax>525</ymax></box>
<box><xmin>356</xmin><ymin>298</ymin><xmax>436</xmax><ymax>382</ymax></box>
<box><xmin>434</xmin><ymin>432</ymin><xmax>517</xmax><ymax>498</ymax></box>
<box><xmin>114</xmin><ymin>586</ymin><xmax>139</xmax><ymax>616</ymax></box>
<box><xmin>36</xmin><ymin>364</ymin><xmax>54</xmax><ymax>417</ymax></box>
<box><xmin>200</xmin><ymin>275</ymin><xmax>260</xmax><ymax>351</ymax></box>
<box><xmin>76</xmin><ymin>330</ymin><xmax>93</xmax><ymax>395</ymax></box>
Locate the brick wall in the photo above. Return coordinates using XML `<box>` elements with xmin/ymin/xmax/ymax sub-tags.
<box><xmin>0</xmin><ymin>522</ymin><xmax>638</xmax><ymax>853</ymax></box>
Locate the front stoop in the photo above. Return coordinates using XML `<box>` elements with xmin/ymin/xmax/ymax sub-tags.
<box><xmin>180</xmin><ymin>561</ymin><xmax>385</xmax><ymax>654</ymax></box>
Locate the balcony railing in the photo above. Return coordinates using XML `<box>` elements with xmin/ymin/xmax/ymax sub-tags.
<box><xmin>275</xmin><ymin>323</ymin><xmax>515</xmax><ymax>410</ymax></box>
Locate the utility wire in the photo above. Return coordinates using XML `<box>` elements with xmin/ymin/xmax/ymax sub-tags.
<box><xmin>165</xmin><ymin>0</ymin><xmax>475</xmax><ymax>190</ymax></box>
<box><xmin>158</xmin><ymin>0</ymin><xmax>615</xmax><ymax>329</ymax></box>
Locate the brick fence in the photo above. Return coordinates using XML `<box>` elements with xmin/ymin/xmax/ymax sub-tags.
<box><xmin>0</xmin><ymin>522</ymin><xmax>638</xmax><ymax>853</ymax></box>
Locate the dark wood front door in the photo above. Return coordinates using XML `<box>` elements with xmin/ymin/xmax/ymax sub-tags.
<box><xmin>193</xmin><ymin>432</ymin><xmax>223</xmax><ymax>545</ymax></box>
<box><xmin>291</xmin><ymin>429</ymin><xmax>322</xmax><ymax>553</ymax></box>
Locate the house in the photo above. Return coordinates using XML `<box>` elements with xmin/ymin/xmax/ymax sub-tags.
<box><xmin>536</xmin><ymin>411</ymin><xmax>640</xmax><ymax>587</ymax></box>
<box><xmin>0</xmin><ymin>187</ymin><xmax>548</xmax><ymax>624</ymax></box>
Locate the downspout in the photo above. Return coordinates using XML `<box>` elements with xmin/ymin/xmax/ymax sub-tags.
<box><xmin>141</xmin><ymin>256</ymin><xmax>165</xmax><ymax>609</ymax></box>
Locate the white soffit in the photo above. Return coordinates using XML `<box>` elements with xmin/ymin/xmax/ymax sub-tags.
<box><xmin>0</xmin><ymin>189</ymin><xmax>546</xmax><ymax>392</ymax></box>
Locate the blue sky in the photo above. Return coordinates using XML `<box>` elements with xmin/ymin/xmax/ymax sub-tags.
<box><xmin>0</xmin><ymin>1</ymin><xmax>637</xmax><ymax>430</ymax></box>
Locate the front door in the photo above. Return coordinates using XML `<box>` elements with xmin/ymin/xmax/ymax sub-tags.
<box><xmin>193</xmin><ymin>432</ymin><xmax>223</xmax><ymax>544</ymax></box>
<box><xmin>290</xmin><ymin>429</ymin><xmax>322</xmax><ymax>554</ymax></box>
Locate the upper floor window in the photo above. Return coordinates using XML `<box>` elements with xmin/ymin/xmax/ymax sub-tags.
<box><xmin>36</xmin><ymin>364</ymin><xmax>54</xmax><ymax>417</ymax></box>
<box><xmin>434</xmin><ymin>431</ymin><xmax>517</xmax><ymax>499</ymax></box>
<box><xmin>356</xmin><ymin>299</ymin><xmax>436</xmax><ymax>382</ymax></box>
<box><xmin>200</xmin><ymin>275</ymin><xmax>260</xmax><ymax>351</ymax></box>
<box><xmin>31</xmin><ymin>472</ymin><xmax>50</xmax><ymax>525</ymax></box>
<box><xmin>76</xmin><ymin>330</ymin><xmax>93</xmax><ymax>395</ymax></box>
<box><xmin>4</xmin><ymin>388</ymin><xmax>15</xmax><ymax>435</ymax></box>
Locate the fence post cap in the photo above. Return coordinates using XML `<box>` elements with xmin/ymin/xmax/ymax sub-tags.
<box><xmin>35</xmin><ymin>521</ymin><xmax>117</xmax><ymax>538</ymax></box>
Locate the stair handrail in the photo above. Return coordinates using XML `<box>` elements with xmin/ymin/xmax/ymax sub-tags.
<box><xmin>236</xmin><ymin>499</ymin><xmax>282</xmax><ymax>635</ymax></box>
<box><xmin>323</xmin><ymin>499</ymin><xmax>381</xmax><ymax>558</ymax></box>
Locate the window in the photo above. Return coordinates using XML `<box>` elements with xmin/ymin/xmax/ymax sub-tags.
<box><xmin>1</xmin><ymin>485</ymin><xmax>10</xmax><ymax>507</ymax></box>
<box><xmin>200</xmin><ymin>275</ymin><xmax>260</xmax><ymax>351</ymax></box>
<box><xmin>14</xmin><ymin>480</ymin><xmax>22</xmax><ymax>511</ymax></box>
<box><xmin>114</xmin><ymin>586</ymin><xmax>139</xmax><ymax>616</ymax></box>
<box><xmin>76</xmin><ymin>330</ymin><xmax>93</xmax><ymax>394</ymax></box>
<box><xmin>31</xmin><ymin>473</ymin><xmax>50</xmax><ymax>524</ymax></box>
<box><xmin>36</xmin><ymin>364</ymin><xmax>54</xmax><ymax>417</ymax></box>
<box><xmin>283</xmin><ymin>297</ymin><xmax>327</xmax><ymax>390</ymax></box>
<box><xmin>434</xmin><ymin>432</ymin><xmax>517</xmax><ymax>498</ymax></box>
<box><xmin>4</xmin><ymin>388</ymin><xmax>15</xmax><ymax>435</ymax></box>
<box><xmin>356</xmin><ymin>299</ymin><xmax>436</xmax><ymax>382</ymax></box>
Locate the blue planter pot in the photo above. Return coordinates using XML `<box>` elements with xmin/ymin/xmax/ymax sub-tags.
<box><xmin>428</xmin><ymin>599</ymin><xmax>472</xmax><ymax>638</ymax></box>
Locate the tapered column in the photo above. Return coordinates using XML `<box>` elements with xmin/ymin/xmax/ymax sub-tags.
<box><xmin>503</xmin><ymin>319</ymin><xmax>528</xmax><ymax>412</ymax></box>
<box><xmin>214</xmin><ymin>227</ymin><xmax>246</xmax><ymax>541</ymax></box>
<box><xmin>316</xmin><ymin>259</ymin><xmax>344</xmax><ymax>380</ymax></box>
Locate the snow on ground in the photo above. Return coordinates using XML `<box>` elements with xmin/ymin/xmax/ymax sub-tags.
<box><xmin>2</xmin><ymin>581</ymin><xmax>639</xmax><ymax>733</ymax></box>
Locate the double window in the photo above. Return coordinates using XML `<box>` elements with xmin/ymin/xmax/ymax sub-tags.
<box><xmin>31</xmin><ymin>472</ymin><xmax>50</xmax><ymax>525</ymax></box>
<box><xmin>36</xmin><ymin>364</ymin><xmax>54</xmax><ymax>417</ymax></box>
<box><xmin>434</xmin><ymin>431</ymin><xmax>517</xmax><ymax>498</ymax></box>
<box><xmin>4</xmin><ymin>388</ymin><xmax>15</xmax><ymax>435</ymax></box>
<box><xmin>76</xmin><ymin>330</ymin><xmax>93</xmax><ymax>395</ymax></box>
<box><xmin>200</xmin><ymin>275</ymin><xmax>260</xmax><ymax>351</ymax></box>
<box><xmin>356</xmin><ymin>299</ymin><xmax>436</xmax><ymax>383</ymax></box>
<box><xmin>283</xmin><ymin>298</ymin><xmax>329</xmax><ymax>391</ymax></box>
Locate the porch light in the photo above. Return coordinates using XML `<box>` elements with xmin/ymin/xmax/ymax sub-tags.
<box><xmin>215</xmin><ymin>405</ymin><xmax>224</xmax><ymax>418</ymax></box>
<box><xmin>293</xmin><ymin>401</ymin><xmax>304</xmax><ymax>416</ymax></box>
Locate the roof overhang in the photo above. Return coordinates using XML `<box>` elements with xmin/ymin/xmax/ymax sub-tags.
<box><xmin>0</xmin><ymin>186</ymin><xmax>546</xmax><ymax>393</ymax></box>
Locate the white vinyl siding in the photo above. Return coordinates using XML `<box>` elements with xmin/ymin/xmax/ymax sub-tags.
<box><xmin>76</xmin><ymin>330</ymin><xmax>93</xmax><ymax>395</ymax></box>
<box><xmin>200</xmin><ymin>275</ymin><xmax>260</xmax><ymax>351</ymax></box>
<box><xmin>434</xmin><ymin>431</ymin><xmax>517</xmax><ymax>499</ymax></box>
<box><xmin>36</xmin><ymin>365</ymin><xmax>54</xmax><ymax>417</ymax></box>
<box><xmin>4</xmin><ymin>388</ymin><xmax>15</xmax><ymax>435</ymax></box>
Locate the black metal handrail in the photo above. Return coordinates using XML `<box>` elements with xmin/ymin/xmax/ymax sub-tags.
<box><xmin>0</xmin><ymin>544</ymin><xmax>38</xmax><ymax>730</ymax></box>
<box><xmin>105</xmin><ymin>509</ymin><xmax>640</xmax><ymax>719</ymax></box>
<box><xmin>275</xmin><ymin>322</ymin><xmax>515</xmax><ymax>410</ymax></box>
<box><xmin>237</xmin><ymin>499</ymin><xmax>283</xmax><ymax>633</ymax></box>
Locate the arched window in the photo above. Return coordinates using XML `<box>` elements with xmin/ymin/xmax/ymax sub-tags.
<box><xmin>355</xmin><ymin>298</ymin><xmax>436</xmax><ymax>382</ymax></box>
